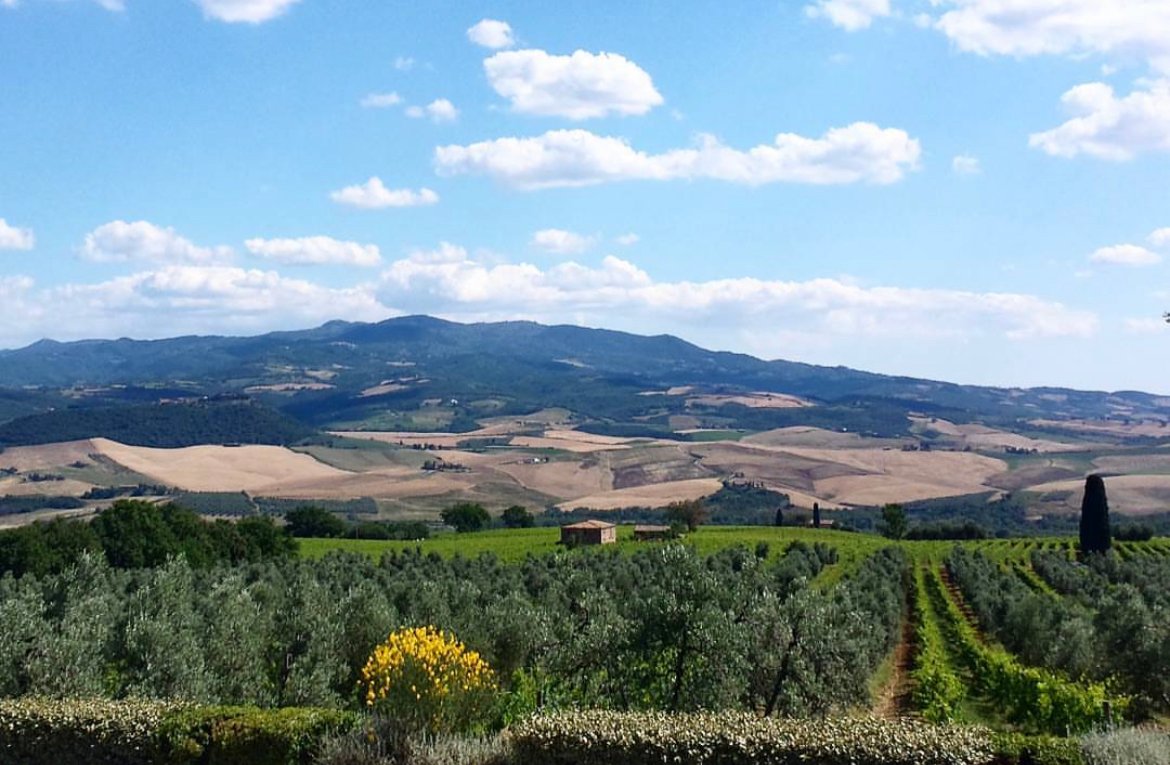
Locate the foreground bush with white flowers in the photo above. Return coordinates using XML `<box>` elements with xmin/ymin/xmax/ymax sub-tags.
<box><xmin>9</xmin><ymin>698</ymin><xmax>1165</xmax><ymax>765</ymax></box>
<box><xmin>511</xmin><ymin>711</ymin><xmax>997</xmax><ymax>765</ymax></box>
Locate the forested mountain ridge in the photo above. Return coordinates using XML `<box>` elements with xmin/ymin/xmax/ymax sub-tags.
<box><xmin>0</xmin><ymin>316</ymin><xmax>1166</xmax><ymax>439</ymax></box>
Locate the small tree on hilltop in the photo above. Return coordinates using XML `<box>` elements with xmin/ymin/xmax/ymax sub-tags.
<box><xmin>667</xmin><ymin>499</ymin><xmax>709</xmax><ymax>532</ymax></box>
<box><xmin>878</xmin><ymin>503</ymin><xmax>907</xmax><ymax>540</ymax></box>
<box><xmin>441</xmin><ymin>502</ymin><xmax>491</xmax><ymax>533</ymax></box>
<box><xmin>1079</xmin><ymin>474</ymin><xmax>1112</xmax><ymax>555</ymax></box>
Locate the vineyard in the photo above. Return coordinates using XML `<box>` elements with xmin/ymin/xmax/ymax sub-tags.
<box><xmin>2</xmin><ymin>519</ymin><xmax>1169</xmax><ymax>763</ymax></box>
<box><xmin>301</xmin><ymin>528</ymin><xmax>1170</xmax><ymax>734</ymax></box>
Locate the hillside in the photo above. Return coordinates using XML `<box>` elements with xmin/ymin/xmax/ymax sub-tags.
<box><xmin>0</xmin><ymin>316</ymin><xmax>1167</xmax><ymax>441</ymax></box>
<box><xmin>0</xmin><ymin>398</ymin><xmax>314</xmax><ymax>448</ymax></box>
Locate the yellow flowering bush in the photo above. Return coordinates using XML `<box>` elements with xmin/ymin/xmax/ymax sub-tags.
<box><xmin>359</xmin><ymin>626</ymin><xmax>496</xmax><ymax>734</ymax></box>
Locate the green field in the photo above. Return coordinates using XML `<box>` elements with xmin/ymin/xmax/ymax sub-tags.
<box><xmin>299</xmin><ymin>527</ymin><xmax>1170</xmax><ymax>590</ymax></box>
<box><xmin>299</xmin><ymin>525</ymin><xmax>881</xmax><ymax>562</ymax></box>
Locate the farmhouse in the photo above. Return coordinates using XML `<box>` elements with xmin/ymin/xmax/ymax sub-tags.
<box><xmin>633</xmin><ymin>524</ymin><xmax>673</xmax><ymax>541</ymax></box>
<box><xmin>560</xmin><ymin>519</ymin><xmax>617</xmax><ymax>546</ymax></box>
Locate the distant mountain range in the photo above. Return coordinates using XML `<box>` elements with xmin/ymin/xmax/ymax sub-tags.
<box><xmin>0</xmin><ymin>316</ymin><xmax>1166</xmax><ymax>445</ymax></box>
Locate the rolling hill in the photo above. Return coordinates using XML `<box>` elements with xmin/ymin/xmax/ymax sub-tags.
<box><xmin>0</xmin><ymin>315</ymin><xmax>1166</xmax><ymax>442</ymax></box>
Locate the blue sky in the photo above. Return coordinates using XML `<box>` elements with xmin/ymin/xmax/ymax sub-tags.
<box><xmin>1</xmin><ymin>0</ymin><xmax>1168</xmax><ymax>392</ymax></box>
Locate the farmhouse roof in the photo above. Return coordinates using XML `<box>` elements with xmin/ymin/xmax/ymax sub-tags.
<box><xmin>634</xmin><ymin>525</ymin><xmax>671</xmax><ymax>533</ymax></box>
<box><xmin>563</xmin><ymin>520</ymin><xmax>616</xmax><ymax>530</ymax></box>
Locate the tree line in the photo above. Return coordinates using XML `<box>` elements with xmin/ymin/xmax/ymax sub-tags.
<box><xmin>0</xmin><ymin>500</ymin><xmax>296</xmax><ymax>578</ymax></box>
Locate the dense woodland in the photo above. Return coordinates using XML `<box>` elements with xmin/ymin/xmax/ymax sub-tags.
<box><xmin>0</xmin><ymin>399</ymin><xmax>313</xmax><ymax>448</ymax></box>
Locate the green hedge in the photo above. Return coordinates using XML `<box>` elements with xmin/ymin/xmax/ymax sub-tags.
<box><xmin>0</xmin><ymin>698</ymin><xmax>359</xmax><ymax>765</ymax></box>
<box><xmin>991</xmin><ymin>732</ymin><xmax>1084</xmax><ymax>765</ymax></box>
<box><xmin>511</xmin><ymin>711</ymin><xmax>996</xmax><ymax>765</ymax></box>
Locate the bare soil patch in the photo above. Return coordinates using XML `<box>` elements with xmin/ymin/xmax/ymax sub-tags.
<box><xmin>557</xmin><ymin>477</ymin><xmax>723</xmax><ymax>511</ymax></box>
<box><xmin>0</xmin><ymin>439</ymin><xmax>102</xmax><ymax>471</ymax></box>
<box><xmin>495</xmin><ymin>456</ymin><xmax>613</xmax><ymax>498</ymax></box>
<box><xmin>92</xmin><ymin>438</ymin><xmax>350</xmax><ymax>493</ymax></box>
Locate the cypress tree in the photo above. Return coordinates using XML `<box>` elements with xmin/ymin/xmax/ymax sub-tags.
<box><xmin>1079</xmin><ymin>474</ymin><xmax>1112</xmax><ymax>555</ymax></box>
<box><xmin>774</xmin><ymin>506</ymin><xmax>784</xmax><ymax>527</ymax></box>
<box><xmin>812</xmin><ymin>502</ymin><xmax>821</xmax><ymax>529</ymax></box>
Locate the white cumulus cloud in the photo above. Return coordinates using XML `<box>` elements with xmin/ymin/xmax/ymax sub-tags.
<box><xmin>531</xmin><ymin>229</ymin><xmax>595</xmax><ymax>255</ymax></box>
<box><xmin>1089</xmin><ymin>244</ymin><xmax>1163</xmax><ymax>266</ymax></box>
<box><xmin>193</xmin><ymin>0</ymin><xmax>300</xmax><ymax>23</ymax></box>
<box><xmin>405</xmin><ymin>98</ymin><xmax>459</xmax><ymax>123</ymax></box>
<box><xmin>805</xmin><ymin>0</ymin><xmax>891</xmax><ymax>31</ymax></box>
<box><xmin>1148</xmin><ymin>227</ymin><xmax>1170</xmax><ymax>247</ymax></box>
<box><xmin>244</xmin><ymin>236</ymin><xmax>382</xmax><ymax>267</ymax></box>
<box><xmin>0</xmin><ymin>267</ymin><xmax>389</xmax><ymax>348</ymax></box>
<box><xmin>329</xmin><ymin>177</ymin><xmax>440</xmax><ymax>209</ymax></box>
<box><xmin>467</xmin><ymin>19</ymin><xmax>514</xmax><ymax>49</ymax></box>
<box><xmin>0</xmin><ymin>218</ymin><xmax>35</xmax><ymax>250</ymax></box>
<box><xmin>933</xmin><ymin>0</ymin><xmax>1170</xmax><ymax>73</ymax></box>
<box><xmin>615</xmin><ymin>233</ymin><xmax>640</xmax><ymax>246</ymax></box>
<box><xmin>484</xmin><ymin>49</ymin><xmax>664</xmax><ymax>120</ymax></box>
<box><xmin>81</xmin><ymin>220</ymin><xmax>233</xmax><ymax>264</ymax></box>
<box><xmin>435</xmin><ymin>124</ymin><xmax>921</xmax><ymax>190</ymax></box>
<box><xmin>376</xmin><ymin>248</ymin><xmax>1097</xmax><ymax>342</ymax></box>
<box><xmin>361</xmin><ymin>92</ymin><xmax>401</xmax><ymax>109</ymax></box>
<box><xmin>1030</xmin><ymin>80</ymin><xmax>1170</xmax><ymax>160</ymax></box>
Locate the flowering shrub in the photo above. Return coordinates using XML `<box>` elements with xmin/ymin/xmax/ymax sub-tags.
<box><xmin>359</xmin><ymin>626</ymin><xmax>496</xmax><ymax>734</ymax></box>
<box><xmin>0</xmin><ymin>698</ymin><xmax>358</xmax><ymax>765</ymax></box>
<box><xmin>511</xmin><ymin>711</ymin><xmax>997</xmax><ymax>765</ymax></box>
<box><xmin>0</xmin><ymin>697</ymin><xmax>184</xmax><ymax>765</ymax></box>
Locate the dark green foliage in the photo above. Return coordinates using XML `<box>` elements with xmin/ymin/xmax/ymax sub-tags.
<box><xmin>1112</xmin><ymin>524</ymin><xmax>1153</xmax><ymax>542</ymax></box>
<box><xmin>258</xmin><ymin>496</ymin><xmax>378</xmax><ymax>516</ymax></box>
<box><xmin>0</xmin><ymin>500</ymin><xmax>296</xmax><ymax>577</ymax></box>
<box><xmin>501</xmin><ymin>505</ymin><xmax>534</xmax><ymax>529</ymax></box>
<box><xmin>1079</xmin><ymin>475</ymin><xmax>1111</xmax><ymax>555</ymax></box>
<box><xmin>705</xmin><ymin>481</ymin><xmax>790</xmax><ymax>522</ymax></box>
<box><xmin>990</xmin><ymin>732</ymin><xmax>1085</xmax><ymax>765</ymax></box>
<box><xmin>0</xmin><ymin>495</ymin><xmax>85</xmax><ymax>516</ymax></box>
<box><xmin>665</xmin><ymin>499</ymin><xmax>708</xmax><ymax>532</ymax></box>
<box><xmin>345</xmin><ymin>521</ymin><xmax>431</xmax><ymax>540</ymax></box>
<box><xmin>878</xmin><ymin>504</ymin><xmax>907</xmax><ymax>539</ymax></box>
<box><xmin>285</xmin><ymin>506</ymin><xmax>348</xmax><ymax>538</ymax></box>
<box><xmin>0</xmin><ymin>399</ymin><xmax>313</xmax><ymax>448</ymax></box>
<box><xmin>441</xmin><ymin>502</ymin><xmax>491</xmax><ymax>533</ymax></box>
<box><xmin>0</xmin><ymin>542</ymin><xmax>902</xmax><ymax>716</ymax></box>
<box><xmin>813</xmin><ymin>502</ymin><xmax>821</xmax><ymax>529</ymax></box>
<box><xmin>0</xmin><ymin>518</ymin><xmax>101</xmax><ymax>578</ymax></box>
<box><xmin>157</xmin><ymin>706</ymin><xmax>360</xmax><ymax>765</ymax></box>
<box><xmin>906</xmin><ymin>521</ymin><xmax>988</xmax><ymax>540</ymax></box>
